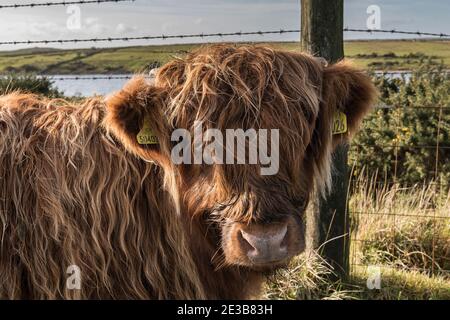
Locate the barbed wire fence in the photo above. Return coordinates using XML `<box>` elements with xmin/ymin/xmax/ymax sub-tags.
<box><xmin>0</xmin><ymin>0</ymin><xmax>135</xmax><ymax>10</ymax></box>
<box><xmin>1</xmin><ymin>28</ymin><xmax>450</xmax><ymax>46</ymax></box>
<box><xmin>348</xmin><ymin>69</ymin><xmax>450</xmax><ymax>279</ymax></box>
<box><xmin>0</xmin><ymin>0</ymin><xmax>449</xmax><ymax>282</ymax></box>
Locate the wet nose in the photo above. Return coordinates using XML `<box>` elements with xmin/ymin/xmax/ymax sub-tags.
<box><xmin>239</xmin><ymin>223</ymin><xmax>288</xmax><ymax>264</ymax></box>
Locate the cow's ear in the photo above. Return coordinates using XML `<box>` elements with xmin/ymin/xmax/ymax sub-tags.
<box><xmin>322</xmin><ymin>60</ymin><xmax>378</xmax><ymax>146</ymax></box>
<box><xmin>104</xmin><ymin>76</ymin><xmax>170</xmax><ymax>165</ymax></box>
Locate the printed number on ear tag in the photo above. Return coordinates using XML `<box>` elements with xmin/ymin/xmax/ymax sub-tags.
<box><xmin>137</xmin><ymin>116</ymin><xmax>159</xmax><ymax>145</ymax></box>
<box><xmin>332</xmin><ymin>111</ymin><xmax>348</xmax><ymax>135</ymax></box>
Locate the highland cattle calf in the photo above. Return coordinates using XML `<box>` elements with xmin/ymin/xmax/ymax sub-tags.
<box><xmin>0</xmin><ymin>45</ymin><xmax>377</xmax><ymax>299</ymax></box>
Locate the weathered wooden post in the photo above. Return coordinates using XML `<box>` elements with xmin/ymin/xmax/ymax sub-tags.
<box><xmin>301</xmin><ymin>0</ymin><xmax>350</xmax><ymax>279</ymax></box>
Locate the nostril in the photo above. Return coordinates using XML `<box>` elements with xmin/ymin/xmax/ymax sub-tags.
<box><xmin>275</xmin><ymin>225</ymin><xmax>288</xmax><ymax>247</ymax></box>
<box><xmin>238</xmin><ymin>229</ymin><xmax>257</xmax><ymax>253</ymax></box>
<box><xmin>240</xmin><ymin>229</ymin><xmax>257</xmax><ymax>249</ymax></box>
<box><xmin>280</xmin><ymin>228</ymin><xmax>288</xmax><ymax>250</ymax></box>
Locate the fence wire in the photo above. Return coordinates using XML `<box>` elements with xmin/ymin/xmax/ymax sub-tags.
<box><xmin>0</xmin><ymin>29</ymin><xmax>300</xmax><ymax>46</ymax></box>
<box><xmin>348</xmin><ymin>82</ymin><xmax>450</xmax><ymax>279</ymax></box>
<box><xmin>344</xmin><ymin>27</ymin><xmax>450</xmax><ymax>38</ymax></box>
<box><xmin>1</xmin><ymin>27</ymin><xmax>450</xmax><ymax>46</ymax></box>
<box><xmin>0</xmin><ymin>0</ymin><xmax>134</xmax><ymax>9</ymax></box>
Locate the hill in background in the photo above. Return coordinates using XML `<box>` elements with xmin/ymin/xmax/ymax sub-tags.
<box><xmin>0</xmin><ymin>40</ymin><xmax>449</xmax><ymax>74</ymax></box>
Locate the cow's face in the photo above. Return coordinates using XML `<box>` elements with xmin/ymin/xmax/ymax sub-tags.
<box><xmin>106</xmin><ymin>45</ymin><xmax>377</xmax><ymax>270</ymax></box>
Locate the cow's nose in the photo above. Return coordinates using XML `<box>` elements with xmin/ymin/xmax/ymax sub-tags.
<box><xmin>239</xmin><ymin>223</ymin><xmax>288</xmax><ymax>264</ymax></box>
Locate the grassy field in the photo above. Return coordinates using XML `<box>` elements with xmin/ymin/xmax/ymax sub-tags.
<box><xmin>0</xmin><ymin>40</ymin><xmax>449</xmax><ymax>74</ymax></box>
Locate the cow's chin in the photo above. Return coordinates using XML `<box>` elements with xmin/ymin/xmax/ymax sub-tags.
<box><xmin>223</xmin><ymin>248</ymin><xmax>303</xmax><ymax>273</ymax></box>
<box><xmin>221</xmin><ymin>216</ymin><xmax>305</xmax><ymax>272</ymax></box>
<box><xmin>241</xmin><ymin>258</ymin><xmax>294</xmax><ymax>273</ymax></box>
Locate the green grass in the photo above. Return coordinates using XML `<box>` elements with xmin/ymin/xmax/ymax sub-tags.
<box><xmin>351</xmin><ymin>265</ymin><xmax>450</xmax><ymax>300</ymax></box>
<box><xmin>0</xmin><ymin>44</ymin><xmax>199</xmax><ymax>74</ymax></box>
<box><xmin>0</xmin><ymin>51</ymin><xmax>80</xmax><ymax>73</ymax></box>
<box><xmin>1</xmin><ymin>40</ymin><xmax>449</xmax><ymax>74</ymax></box>
<box><xmin>345</xmin><ymin>39</ymin><xmax>450</xmax><ymax>69</ymax></box>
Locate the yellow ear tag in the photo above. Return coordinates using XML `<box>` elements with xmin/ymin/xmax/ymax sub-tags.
<box><xmin>137</xmin><ymin>115</ymin><xmax>159</xmax><ymax>145</ymax></box>
<box><xmin>332</xmin><ymin>111</ymin><xmax>348</xmax><ymax>135</ymax></box>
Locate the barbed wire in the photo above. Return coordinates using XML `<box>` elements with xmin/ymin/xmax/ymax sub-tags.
<box><xmin>3</xmin><ymin>69</ymin><xmax>448</xmax><ymax>84</ymax></box>
<box><xmin>0</xmin><ymin>29</ymin><xmax>301</xmax><ymax>46</ymax></box>
<box><xmin>350</xmin><ymin>263</ymin><xmax>450</xmax><ymax>274</ymax></box>
<box><xmin>350</xmin><ymin>181</ymin><xmax>450</xmax><ymax>188</ymax></box>
<box><xmin>344</xmin><ymin>27</ymin><xmax>450</xmax><ymax>38</ymax></box>
<box><xmin>350</xmin><ymin>211</ymin><xmax>449</xmax><ymax>220</ymax></box>
<box><xmin>373</xmin><ymin>70</ymin><xmax>450</xmax><ymax>75</ymax></box>
<box><xmin>351</xmin><ymin>145</ymin><xmax>450</xmax><ymax>150</ymax></box>
<box><xmin>49</xmin><ymin>75</ymin><xmax>137</xmax><ymax>80</ymax></box>
<box><xmin>0</xmin><ymin>0</ymin><xmax>134</xmax><ymax>9</ymax></box>
<box><xmin>0</xmin><ymin>27</ymin><xmax>449</xmax><ymax>46</ymax></box>
<box><xmin>375</xmin><ymin>104</ymin><xmax>450</xmax><ymax>110</ymax></box>
<box><xmin>0</xmin><ymin>49</ymin><xmax>187</xmax><ymax>58</ymax></box>
<box><xmin>0</xmin><ymin>74</ymin><xmax>154</xmax><ymax>80</ymax></box>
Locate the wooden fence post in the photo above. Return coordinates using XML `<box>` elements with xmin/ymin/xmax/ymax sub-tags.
<box><xmin>301</xmin><ymin>0</ymin><xmax>350</xmax><ymax>279</ymax></box>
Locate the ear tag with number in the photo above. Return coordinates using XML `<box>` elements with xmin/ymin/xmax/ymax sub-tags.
<box><xmin>332</xmin><ymin>111</ymin><xmax>348</xmax><ymax>135</ymax></box>
<box><xmin>137</xmin><ymin>115</ymin><xmax>159</xmax><ymax>145</ymax></box>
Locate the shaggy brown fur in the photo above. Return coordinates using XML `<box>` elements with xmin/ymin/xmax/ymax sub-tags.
<box><xmin>0</xmin><ymin>44</ymin><xmax>377</xmax><ymax>299</ymax></box>
<box><xmin>0</xmin><ymin>94</ymin><xmax>203</xmax><ymax>299</ymax></box>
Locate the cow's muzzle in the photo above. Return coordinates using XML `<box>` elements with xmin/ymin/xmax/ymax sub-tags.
<box><xmin>222</xmin><ymin>216</ymin><xmax>304</xmax><ymax>269</ymax></box>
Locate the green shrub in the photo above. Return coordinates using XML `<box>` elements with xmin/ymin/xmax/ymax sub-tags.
<box><xmin>0</xmin><ymin>74</ymin><xmax>61</xmax><ymax>97</ymax></box>
<box><xmin>350</xmin><ymin>62</ymin><xmax>450</xmax><ymax>185</ymax></box>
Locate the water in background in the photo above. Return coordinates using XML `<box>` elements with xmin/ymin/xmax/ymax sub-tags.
<box><xmin>50</xmin><ymin>75</ymin><xmax>132</xmax><ymax>97</ymax></box>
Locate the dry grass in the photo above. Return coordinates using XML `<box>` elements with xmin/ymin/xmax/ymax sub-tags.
<box><xmin>350</xmin><ymin>173</ymin><xmax>450</xmax><ymax>277</ymax></box>
<box><xmin>264</xmin><ymin>252</ymin><xmax>450</xmax><ymax>300</ymax></box>
<box><xmin>264</xmin><ymin>252</ymin><xmax>360</xmax><ymax>300</ymax></box>
<box><xmin>264</xmin><ymin>176</ymin><xmax>450</xmax><ymax>300</ymax></box>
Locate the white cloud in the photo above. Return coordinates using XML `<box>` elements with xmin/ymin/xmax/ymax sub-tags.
<box><xmin>82</xmin><ymin>17</ymin><xmax>106</xmax><ymax>35</ymax></box>
<box><xmin>115</xmin><ymin>23</ymin><xmax>137</xmax><ymax>34</ymax></box>
<box><xmin>84</xmin><ymin>17</ymin><xmax>99</xmax><ymax>26</ymax></box>
<box><xmin>28</xmin><ymin>21</ymin><xmax>61</xmax><ymax>36</ymax></box>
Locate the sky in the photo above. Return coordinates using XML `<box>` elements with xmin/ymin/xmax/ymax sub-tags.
<box><xmin>0</xmin><ymin>0</ymin><xmax>448</xmax><ymax>51</ymax></box>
